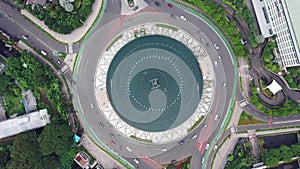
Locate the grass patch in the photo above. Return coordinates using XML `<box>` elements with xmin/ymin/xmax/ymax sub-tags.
<box><xmin>155</xmin><ymin>24</ymin><xmax>178</xmax><ymax>31</ymax></box>
<box><xmin>130</xmin><ymin>135</ymin><xmax>152</xmax><ymax>143</ymax></box>
<box><xmin>105</xmin><ymin>34</ymin><xmax>123</xmax><ymax>51</ymax></box>
<box><xmin>239</xmin><ymin>76</ymin><xmax>244</xmax><ymax>92</ymax></box>
<box><xmin>238</xmin><ymin>111</ymin><xmax>266</xmax><ymax>125</ymax></box>
<box><xmin>187</xmin><ymin>115</ymin><xmax>205</xmax><ymax>132</ymax></box>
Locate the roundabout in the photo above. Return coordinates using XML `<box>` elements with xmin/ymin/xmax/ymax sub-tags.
<box><xmin>75</xmin><ymin>3</ymin><xmax>235</xmax><ymax>168</ymax></box>
<box><xmin>94</xmin><ymin>23</ymin><xmax>215</xmax><ymax>143</ymax></box>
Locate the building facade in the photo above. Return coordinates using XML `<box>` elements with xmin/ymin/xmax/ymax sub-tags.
<box><xmin>252</xmin><ymin>0</ymin><xmax>300</xmax><ymax>67</ymax></box>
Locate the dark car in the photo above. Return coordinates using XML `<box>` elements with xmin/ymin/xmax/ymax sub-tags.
<box><xmin>168</xmin><ymin>3</ymin><xmax>173</xmax><ymax>8</ymax></box>
<box><xmin>155</xmin><ymin>1</ymin><xmax>161</xmax><ymax>7</ymax></box>
<box><xmin>178</xmin><ymin>140</ymin><xmax>184</xmax><ymax>145</ymax></box>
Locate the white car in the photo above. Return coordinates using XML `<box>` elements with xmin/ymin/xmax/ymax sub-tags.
<box><xmin>214</xmin><ymin>114</ymin><xmax>219</xmax><ymax>121</ymax></box>
<box><xmin>214</xmin><ymin>61</ymin><xmax>218</xmax><ymax>67</ymax></box>
<box><xmin>126</xmin><ymin>146</ymin><xmax>132</xmax><ymax>152</ymax></box>
<box><xmin>205</xmin><ymin>143</ymin><xmax>210</xmax><ymax>150</ymax></box>
<box><xmin>133</xmin><ymin>158</ymin><xmax>139</xmax><ymax>164</ymax></box>
<box><xmin>214</xmin><ymin>43</ymin><xmax>219</xmax><ymax>49</ymax></box>
<box><xmin>213</xmin><ymin>145</ymin><xmax>218</xmax><ymax>151</ymax></box>
<box><xmin>192</xmin><ymin>134</ymin><xmax>198</xmax><ymax>140</ymax></box>
<box><xmin>201</xmin><ymin>157</ymin><xmax>205</xmax><ymax>164</ymax></box>
<box><xmin>180</xmin><ymin>15</ymin><xmax>187</xmax><ymax>21</ymax></box>
<box><xmin>22</xmin><ymin>35</ymin><xmax>28</xmax><ymax>40</ymax></box>
<box><xmin>90</xmin><ymin>103</ymin><xmax>94</xmax><ymax>109</ymax></box>
<box><xmin>218</xmin><ymin>55</ymin><xmax>222</xmax><ymax>60</ymax></box>
<box><xmin>161</xmin><ymin>148</ymin><xmax>167</xmax><ymax>152</ymax></box>
<box><xmin>223</xmin><ymin>82</ymin><xmax>226</xmax><ymax>89</ymax></box>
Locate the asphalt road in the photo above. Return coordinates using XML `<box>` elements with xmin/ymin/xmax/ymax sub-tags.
<box><xmin>75</xmin><ymin>1</ymin><xmax>235</xmax><ymax>169</ymax></box>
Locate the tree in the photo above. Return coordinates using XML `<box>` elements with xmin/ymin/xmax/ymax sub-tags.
<box><xmin>38</xmin><ymin>123</ymin><xmax>73</xmax><ymax>156</ymax></box>
<box><xmin>0</xmin><ymin>148</ymin><xmax>10</xmax><ymax>169</ymax></box>
<box><xmin>8</xmin><ymin>132</ymin><xmax>44</xmax><ymax>168</ymax></box>
<box><xmin>228</xmin><ymin>154</ymin><xmax>234</xmax><ymax>162</ymax></box>
<box><xmin>292</xmin><ymin>143</ymin><xmax>300</xmax><ymax>157</ymax></box>
<box><xmin>279</xmin><ymin>145</ymin><xmax>293</xmax><ymax>162</ymax></box>
<box><xmin>0</xmin><ymin>75</ymin><xmax>14</xmax><ymax>96</ymax></box>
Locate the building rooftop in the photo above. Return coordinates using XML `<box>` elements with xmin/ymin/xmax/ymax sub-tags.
<box><xmin>285</xmin><ymin>0</ymin><xmax>300</xmax><ymax>57</ymax></box>
<box><xmin>0</xmin><ymin>109</ymin><xmax>50</xmax><ymax>140</ymax></box>
<box><xmin>22</xmin><ymin>90</ymin><xmax>37</xmax><ymax>113</ymax></box>
<box><xmin>74</xmin><ymin>151</ymin><xmax>90</xmax><ymax>168</ymax></box>
<box><xmin>252</xmin><ymin>0</ymin><xmax>273</xmax><ymax>37</ymax></box>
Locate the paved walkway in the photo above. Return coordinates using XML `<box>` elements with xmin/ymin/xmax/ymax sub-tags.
<box><xmin>20</xmin><ymin>0</ymin><xmax>103</xmax><ymax>43</ymax></box>
<box><xmin>81</xmin><ymin>134</ymin><xmax>126</xmax><ymax>169</ymax></box>
<box><xmin>212</xmin><ymin>133</ymin><xmax>239</xmax><ymax>169</ymax></box>
<box><xmin>226</xmin><ymin>101</ymin><xmax>243</xmax><ymax>130</ymax></box>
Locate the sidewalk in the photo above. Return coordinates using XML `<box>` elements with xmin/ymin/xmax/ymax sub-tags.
<box><xmin>226</xmin><ymin>101</ymin><xmax>243</xmax><ymax>130</ymax></box>
<box><xmin>81</xmin><ymin>134</ymin><xmax>126</xmax><ymax>169</ymax></box>
<box><xmin>21</xmin><ymin>0</ymin><xmax>103</xmax><ymax>43</ymax></box>
<box><xmin>212</xmin><ymin>134</ymin><xmax>239</xmax><ymax>169</ymax></box>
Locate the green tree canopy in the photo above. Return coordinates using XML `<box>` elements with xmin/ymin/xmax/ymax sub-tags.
<box><xmin>38</xmin><ymin>123</ymin><xmax>73</xmax><ymax>156</ymax></box>
<box><xmin>8</xmin><ymin>132</ymin><xmax>44</xmax><ymax>168</ymax></box>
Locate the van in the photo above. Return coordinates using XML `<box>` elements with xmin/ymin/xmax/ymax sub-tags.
<box><xmin>40</xmin><ymin>50</ymin><xmax>47</xmax><ymax>56</ymax></box>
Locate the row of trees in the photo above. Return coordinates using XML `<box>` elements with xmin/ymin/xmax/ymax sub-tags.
<box><xmin>224</xmin><ymin>0</ymin><xmax>263</xmax><ymax>47</ymax></box>
<box><xmin>250</xmin><ymin>94</ymin><xmax>300</xmax><ymax>116</ymax></box>
<box><xmin>262</xmin><ymin>40</ymin><xmax>281</xmax><ymax>73</ymax></box>
<box><xmin>284</xmin><ymin>66</ymin><xmax>300</xmax><ymax>89</ymax></box>
<box><xmin>226</xmin><ymin>141</ymin><xmax>256</xmax><ymax>169</ymax></box>
<box><xmin>14</xmin><ymin>0</ymin><xmax>94</xmax><ymax>34</ymax></box>
<box><xmin>262</xmin><ymin>143</ymin><xmax>300</xmax><ymax>166</ymax></box>
<box><xmin>0</xmin><ymin>123</ymin><xmax>74</xmax><ymax>169</ymax></box>
<box><xmin>185</xmin><ymin>0</ymin><xmax>248</xmax><ymax>57</ymax></box>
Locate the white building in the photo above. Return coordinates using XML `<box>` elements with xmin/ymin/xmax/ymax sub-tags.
<box><xmin>252</xmin><ymin>0</ymin><xmax>300</xmax><ymax>67</ymax></box>
<box><xmin>0</xmin><ymin>109</ymin><xmax>50</xmax><ymax>140</ymax></box>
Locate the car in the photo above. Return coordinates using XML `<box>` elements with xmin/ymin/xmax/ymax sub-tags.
<box><xmin>240</xmin><ymin>38</ymin><xmax>248</xmax><ymax>44</ymax></box>
<box><xmin>111</xmin><ymin>140</ymin><xmax>116</xmax><ymax>146</ymax></box>
<box><xmin>180</xmin><ymin>15</ymin><xmax>186</xmax><ymax>21</ymax></box>
<box><xmin>161</xmin><ymin>148</ymin><xmax>167</xmax><ymax>152</ymax></box>
<box><xmin>214</xmin><ymin>114</ymin><xmax>219</xmax><ymax>121</ymax></box>
<box><xmin>171</xmin><ymin>160</ymin><xmax>176</xmax><ymax>164</ymax></box>
<box><xmin>22</xmin><ymin>35</ymin><xmax>28</xmax><ymax>40</ymax></box>
<box><xmin>204</xmin><ymin>124</ymin><xmax>207</xmax><ymax>128</ymax></box>
<box><xmin>214</xmin><ymin>43</ymin><xmax>219</xmax><ymax>49</ymax></box>
<box><xmin>40</xmin><ymin>50</ymin><xmax>47</xmax><ymax>56</ymax></box>
<box><xmin>57</xmin><ymin>59</ymin><xmax>61</xmax><ymax>64</ymax></box>
<box><xmin>154</xmin><ymin>1</ymin><xmax>161</xmax><ymax>7</ymax></box>
<box><xmin>99</xmin><ymin>122</ymin><xmax>104</xmax><ymax>128</ymax></box>
<box><xmin>110</xmin><ymin>133</ymin><xmax>115</xmax><ymax>138</ymax></box>
<box><xmin>126</xmin><ymin>146</ymin><xmax>132</xmax><ymax>152</ymax></box>
<box><xmin>205</xmin><ymin>143</ymin><xmax>210</xmax><ymax>150</ymax></box>
<box><xmin>133</xmin><ymin>158</ymin><xmax>139</xmax><ymax>164</ymax></box>
<box><xmin>90</xmin><ymin>103</ymin><xmax>94</xmax><ymax>109</ymax></box>
<box><xmin>201</xmin><ymin>157</ymin><xmax>205</xmax><ymax>164</ymax></box>
<box><xmin>192</xmin><ymin>134</ymin><xmax>198</xmax><ymax>139</ymax></box>
<box><xmin>168</xmin><ymin>3</ymin><xmax>173</xmax><ymax>8</ymax></box>
<box><xmin>213</xmin><ymin>145</ymin><xmax>218</xmax><ymax>151</ymax></box>
<box><xmin>214</xmin><ymin>61</ymin><xmax>218</xmax><ymax>67</ymax></box>
<box><xmin>206</xmin><ymin>43</ymin><xmax>210</xmax><ymax>48</ymax></box>
<box><xmin>223</xmin><ymin>82</ymin><xmax>226</xmax><ymax>89</ymax></box>
<box><xmin>218</xmin><ymin>55</ymin><xmax>222</xmax><ymax>60</ymax></box>
<box><xmin>178</xmin><ymin>140</ymin><xmax>184</xmax><ymax>145</ymax></box>
<box><xmin>133</xmin><ymin>6</ymin><xmax>138</xmax><ymax>11</ymax></box>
